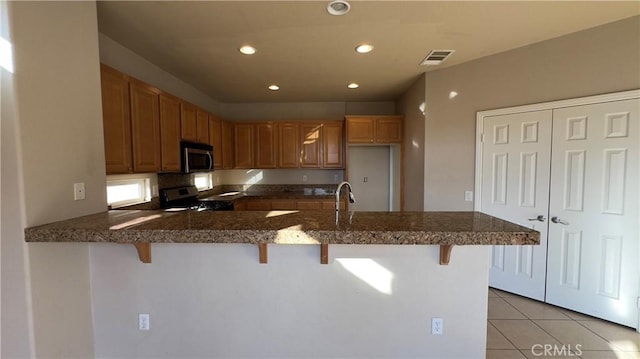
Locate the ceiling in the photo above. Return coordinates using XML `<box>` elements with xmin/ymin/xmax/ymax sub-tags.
<box><xmin>97</xmin><ymin>1</ymin><xmax>639</xmax><ymax>103</ymax></box>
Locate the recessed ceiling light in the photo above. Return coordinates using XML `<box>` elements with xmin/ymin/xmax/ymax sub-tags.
<box><xmin>268</xmin><ymin>84</ymin><xmax>280</xmax><ymax>91</ymax></box>
<box><xmin>355</xmin><ymin>44</ymin><xmax>374</xmax><ymax>54</ymax></box>
<box><xmin>347</xmin><ymin>83</ymin><xmax>359</xmax><ymax>89</ymax></box>
<box><xmin>239</xmin><ymin>45</ymin><xmax>256</xmax><ymax>55</ymax></box>
<box><xmin>327</xmin><ymin>0</ymin><xmax>350</xmax><ymax>15</ymax></box>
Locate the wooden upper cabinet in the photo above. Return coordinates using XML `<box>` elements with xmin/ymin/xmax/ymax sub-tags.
<box><xmin>100</xmin><ymin>65</ymin><xmax>132</xmax><ymax>174</ymax></box>
<box><xmin>375</xmin><ymin>116</ymin><xmax>403</xmax><ymax>143</ymax></box>
<box><xmin>159</xmin><ymin>94</ymin><xmax>182</xmax><ymax>172</ymax></box>
<box><xmin>346</xmin><ymin>116</ymin><xmax>403</xmax><ymax>144</ymax></box>
<box><xmin>278</xmin><ymin>123</ymin><xmax>299</xmax><ymax>168</ymax></box>
<box><xmin>300</xmin><ymin>123</ymin><xmax>322</xmax><ymax>168</ymax></box>
<box><xmin>234</xmin><ymin>123</ymin><xmax>254</xmax><ymax>168</ymax></box>
<box><xmin>196</xmin><ymin>109</ymin><xmax>209</xmax><ymax>144</ymax></box>
<box><xmin>222</xmin><ymin>120</ymin><xmax>235</xmax><ymax>169</ymax></box>
<box><xmin>180</xmin><ymin>102</ymin><xmax>197</xmax><ymax>141</ymax></box>
<box><xmin>346</xmin><ymin>117</ymin><xmax>375</xmax><ymax>143</ymax></box>
<box><xmin>129</xmin><ymin>80</ymin><xmax>161</xmax><ymax>172</ymax></box>
<box><xmin>255</xmin><ymin>122</ymin><xmax>277</xmax><ymax>169</ymax></box>
<box><xmin>322</xmin><ymin>122</ymin><xmax>344</xmax><ymax>168</ymax></box>
<box><xmin>209</xmin><ymin>115</ymin><xmax>223</xmax><ymax>169</ymax></box>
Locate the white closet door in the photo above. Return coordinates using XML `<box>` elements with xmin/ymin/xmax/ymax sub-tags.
<box><xmin>483</xmin><ymin>110</ymin><xmax>552</xmax><ymax>300</ymax></box>
<box><xmin>546</xmin><ymin>99</ymin><xmax>639</xmax><ymax>327</ymax></box>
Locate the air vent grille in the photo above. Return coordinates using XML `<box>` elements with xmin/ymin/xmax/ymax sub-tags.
<box><xmin>420</xmin><ymin>50</ymin><xmax>455</xmax><ymax>66</ymax></box>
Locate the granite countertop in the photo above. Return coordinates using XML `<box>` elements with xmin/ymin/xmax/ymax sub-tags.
<box><xmin>25</xmin><ymin>210</ymin><xmax>539</xmax><ymax>246</ymax></box>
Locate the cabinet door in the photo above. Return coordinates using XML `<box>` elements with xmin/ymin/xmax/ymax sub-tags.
<box><xmin>297</xmin><ymin>201</ymin><xmax>322</xmax><ymax>210</ymax></box>
<box><xmin>222</xmin><ymin>120</ymin><xmax>235</xmax><ymax>169</ymax></box>
<box><xmin>300</xmin><ymin>123</ymin><xmax>321</xmax><ymax>168</ymax></box>
<box><xmin>255</xmin><ymin>123</ymin><xmax>277</xmax><ymax>168</ymax></box>
<box><xmin>100</xmin><ymin>65</ymin><xmax>132</xmax><ymax>174</ymax></box>
<box><xmin>180</xmin><ymin>102</ymin><xmax>197</xmax><ymax>141</ymax></box>
<box><xmin>346</xmin><ymin>117</ymin><xmax>374</xmax><ymax>143</ymax></box>
<box><xmin>271</xmin><ymin>199</ymin><xmax>297</xmax><ymax>210</ymax></box>
<box><xmin>246</xmin><ymin>199</ymin><xmax>271</xmax><ymax>210</ymax></box>
<box><xmin>375</xmin><ymin>117</ymin><xmax>403</xmax><ymax>143</ymax></box>
<box><xmin>322</xmin><ymin>122</ymin><xmax>344</xmax><ymax>168</ymax></box>
<box><xmin>159</xmin><ymin>94</ymin><xmax>181</xmax><ymax>172</ymax></box>
<box><xmin>209</xmin><ymin>116</ymin><xmax>223</xmax><ymax>169</ymax></box>
<box><xmin>278</xmin><ymin>123</ymin><xmax>299</xmax><ymax>168</ymax></box>
<box><xmin>234</xmin><ymin>123</ymin><xmax>254</xmax><ymax>168</ymax></box>
<box><xmin>130</xmin><ymin>80</ymin><xmax>161</xmax><ymax>172</ymax></box>
<box><xmin>196</xmin><ymin>109</ymin><xmax>209</xmax><ymax>144</ymax></box>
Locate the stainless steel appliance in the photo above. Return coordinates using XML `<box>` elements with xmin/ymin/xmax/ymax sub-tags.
<box><xmin>181</xmin><ymin>141</ymin><xmax>213</xmax><ymax>173</ymax></box>
<box><xmin>160</xmin><ymin>186</ymin><xmax>233</xmax><ymax>211</ymax></box>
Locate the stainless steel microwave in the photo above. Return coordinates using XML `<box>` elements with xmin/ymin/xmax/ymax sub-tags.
<box><xmin>181</xmin><ymin>141</ymin><xmax>213</xmax><ymax>173</ymax></box>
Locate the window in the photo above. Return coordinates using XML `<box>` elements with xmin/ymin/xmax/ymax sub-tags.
<box><xmin>194</xmin><ymin>172</ymin><xmax>213</xmax><ymax>191</ymax></box>
<box><xmin>107</xmin><ymin>178</ymin><xmax>150</xmax><ymax>208</ymax></box>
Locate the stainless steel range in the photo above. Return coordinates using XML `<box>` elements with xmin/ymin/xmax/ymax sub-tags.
<box><xmin>160</xmin><ymin>186</ymin><xmax>234</xmax><ymax>211</ymax></box>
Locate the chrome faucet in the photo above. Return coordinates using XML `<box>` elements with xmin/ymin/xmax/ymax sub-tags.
<box><xmin>335</xmin><ymin>181</ymin><xmax>355</xmax><ymax>212</ymax></box>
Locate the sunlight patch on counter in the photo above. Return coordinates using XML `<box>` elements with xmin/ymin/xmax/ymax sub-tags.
<box><xmin>275</xmin><ymin>224</ymin><xmax>319</xmax><ymax>244</ymax></box>
<box><xmin>110</xmin><ymin>214</ymin><xmax>163</xmax><ymax>230</ymax></box>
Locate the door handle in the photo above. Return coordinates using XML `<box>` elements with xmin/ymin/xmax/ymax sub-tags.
<box><xmin>528</xmin><ymin>215</ymin><xmax>546</xmax><ymax>222</ymax></box>
<box><xmin>551</xmin><ymin>216</ymin><xmax>569</xmax><ymax>225</ymax></box>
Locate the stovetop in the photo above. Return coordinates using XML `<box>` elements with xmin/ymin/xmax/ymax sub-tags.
<box><xmin>160</xmin><ymin>186</ymin><xmax>233</xmax><ymax>211</ymax></box>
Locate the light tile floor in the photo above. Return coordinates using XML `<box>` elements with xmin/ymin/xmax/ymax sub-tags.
<box><xmin>487</xmin><ymin>287</ymin><xmax>640</xmax><ymax>359</ymax></box>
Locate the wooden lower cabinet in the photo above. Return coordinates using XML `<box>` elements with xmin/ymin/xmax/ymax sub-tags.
<box><xmin>246</xmin><ymin>199</ymin><xmax>271</xmax><ymax>210</ymax></box>
<box><xmin>235</xmin><ymin>198</ymin><xmax>343</xmax><ymax>211</ymax></box>
<box><xmin>271</xmin><ymin>199</ymin><xmax>297</xmax><ymax>210</ymax></box>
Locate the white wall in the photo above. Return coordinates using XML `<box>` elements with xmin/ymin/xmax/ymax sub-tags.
<box><xmin>99</xmin><ymin>33</ymin><xmax>223</xmax><ymax>115</ymax></box>
<box><xmin>1</xmin><ymin>1</ymin><xmax>33</xmax><ymax>357</ymax></box>
<box><xmin>395</xmin><ymin>74</ymin><xmax>426</xmax><ymax>211</ymax></box>
<box><xmin>5</xmin><ymin>2</ymin><xmax>105</xmax><ymax>357</ymax></box>
<box><xmin>91</xmin><ymin>243</ymin><xmax>489</xmax><ymax>359</ymax></box>
<box><xmin>424</xmin><ymin>16</ymin><xmax>640</xmax><ymax>211</ymax></box>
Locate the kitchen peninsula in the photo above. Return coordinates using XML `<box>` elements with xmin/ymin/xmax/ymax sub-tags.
<box><xmin>25</xmin><ymin>210</ymin><xmax>539</xmax><ymax>264</ymax></box>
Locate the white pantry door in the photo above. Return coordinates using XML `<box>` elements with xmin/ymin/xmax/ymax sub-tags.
<box><xmin>546</xmin><ymin>99</ymin><xmax>639</xmax><ymax>327</ymax></box>
<box><xmin>482</xmin><ymin>110</ymin><xmax>552</xmax><ymax>300</ymax></box>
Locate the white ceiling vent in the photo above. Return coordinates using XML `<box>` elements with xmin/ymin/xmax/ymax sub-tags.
<box><xmin>420</xmin><ymin>50</ymin><xmax>455</xmax><ymax>66</ymax></box>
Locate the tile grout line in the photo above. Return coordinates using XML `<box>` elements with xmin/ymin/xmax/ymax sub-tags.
<box><xmin>490</xmin><ymin>288</ymin><xmax>640</xmax><ymax>358</ymax></box>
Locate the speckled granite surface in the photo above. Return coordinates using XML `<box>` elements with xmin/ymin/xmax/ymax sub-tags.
<box><xmin>25</xmin><ymin>210</ymin><xmax>539</xmax><ymax>246</ymax></box>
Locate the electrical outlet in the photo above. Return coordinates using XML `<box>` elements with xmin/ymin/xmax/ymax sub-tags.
<box><xmin>302</xmin><ymin>175</ymin><xmax>307</xmax><ymax>182</ymax></box>
<box><xmin>139</xmin><ymin>314</ymin><xmax>150</xmax><ymax>331</ymax></box>
<box><xmin>152</xmin><ymin>185</ymin><xmax>159</xmax><ymax>197</ymax></box>
<box><xmin>74</xmin><ymin>183</ymin><xmax>85</xmax><ymax>200</ymax></box>
<box><xmin>334</xmin><ymin>174</ymin><xmax>339</xmax><ymax>182</ymax></box>
<box><xmin>464</xmin><ymin>190</ymin><xmax>473</xmax><ymax>202</ymax></box>
<box><xmin>431</xmin><ymin>317</ymin><xmax>443</xmax><ymax>335</ymax></box>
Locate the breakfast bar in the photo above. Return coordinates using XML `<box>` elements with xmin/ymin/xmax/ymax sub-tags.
<box><xmin>25</xmin><ymin>210</ymin><xmax>539</xmax><ymax>264</ymax></box>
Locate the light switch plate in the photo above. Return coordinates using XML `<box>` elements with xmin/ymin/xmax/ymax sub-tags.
<box><xmin>464</xmin><ymin>190</ymin><xmax>473</xmax><ymax>202</ymax></box>
<box><xmin>74</xmin><ymin>183</ymin><xmax>85</xmax><ymax>200</ymax></box>
<box><xmin>139</xmin><ymin>314</ymin><xmax>150</xmax><ymax>331</ymax></box>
